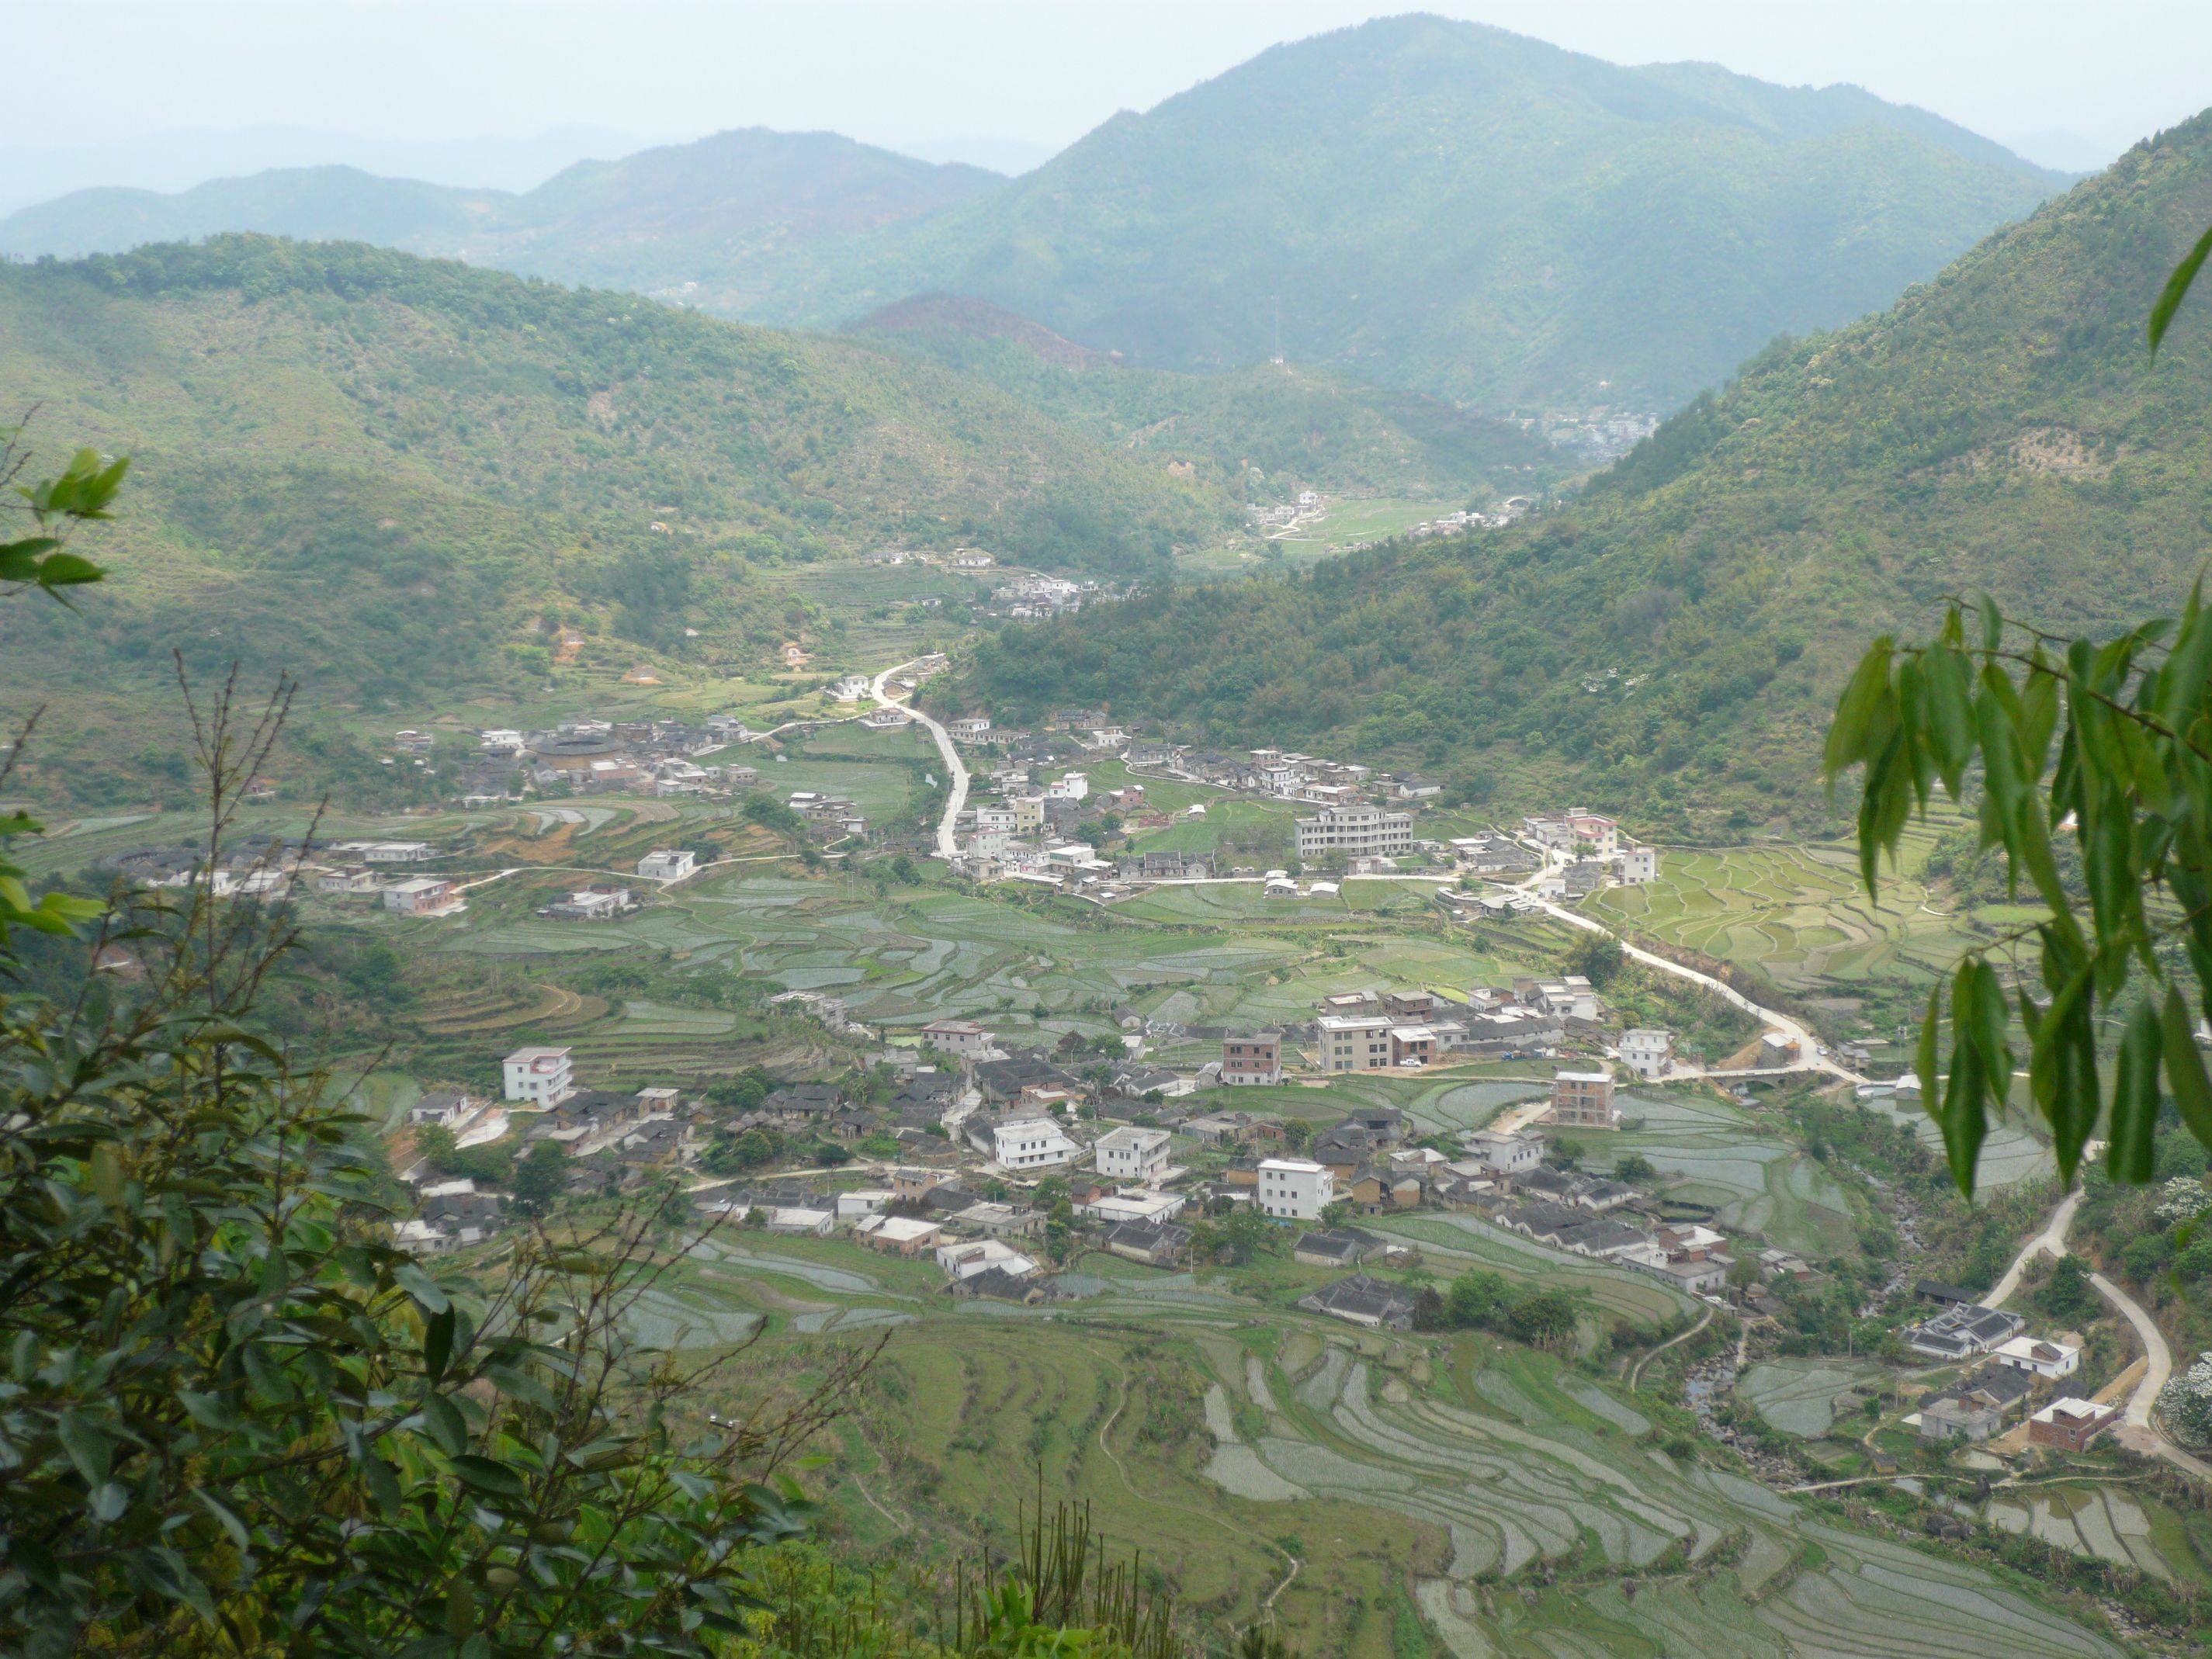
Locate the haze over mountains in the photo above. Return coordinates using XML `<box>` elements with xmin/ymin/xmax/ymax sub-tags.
<box><xmin>966</xmin><ymin>111</ymin><xmax>2212</xmax><ymax>834</ymax></box>
<box><xmin>4</xmin><ymin>16</ymin><xmax>2065</xmax><ymax>417</ymax></box>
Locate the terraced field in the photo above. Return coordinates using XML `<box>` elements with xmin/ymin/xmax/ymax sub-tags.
<box><xmin>1981</xmin><ymin>1482</ymin><xmax>2210</xmax><ymax>1589</ymax></box>
<box><xmin>1607</xmin><ymin>1093</ymin><xmax>1864</xmax><ymax>1259</ymax></box>
<box><xmin>1737</xmin><ymin>1357</ymin><xmax>1887</xmax><ymax>1438</ymax></box>
<box><xmin>1586</xmin><ymin>825</ymin><xmax>1981</xmax><ymax>993</ymax></box>
<box><xmin>677</xmin><ymin>1232</ymin><xmax>2129</xmax><ymax>1658</ymax></box>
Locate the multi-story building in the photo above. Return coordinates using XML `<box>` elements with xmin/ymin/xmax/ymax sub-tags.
<box><xmin>1295</xmin><ymin>805</ymin><xmax>1413</xmax><ymax>862</ymax></box>
<box><xmin>1619</xmin><ymin>1028</ymin><xmax>1674</xmax><ymax>1079</ymax></box>
<box><xmin>1317</xmin><ymin>1014</ymin><xmax>1393</xmax><ymax>1072</ymax></box>
<box><xmin>1462</xmin><ymin>1128</ymin><xmax>1543</xmax><ymax>1176</ymax></box>
<box><xmin>1094</xmin><ymin>1126</ymin><xmax>1172</xmax><ymax>1184</ymax></box>
<box><xmin>383</xmin><ymin>877</ymin><xmax>457</xmax><ymax>916</ymax></box>
<box><xmin>2028</xmin><ymin>1398</ymin><xmax>2118</xmax><ymax>1451</ymax></box>
<box><xmin>1388</xmin><ymin>1025</ymin><xmax>1437</xmax><ymax>1067</ymax></box>
<box><xmin>1221</xmin><ymin>1032</ymin><xmax>1283</xmax><ymax>1086</ymax></box>
<box><xmin>502</xmin><ymin>1046</ymin><xmax>575</xmax><ymax>1107</ymax></box>
<box><xmin>975</xmin><ymin>1115</ymin><xmax>1080</xmax><ymax>1170</ymax></box>
<box><xmin>1257</xmin><ymin>1158</ymin><xmax>1333</xmax><ymax>1221</ymax></box>
<box><xmin>636</xmin><ymin>849</ymin><xmax>697</xmax><ymax>881</ymax></box>
<box><xmin>1549</xmin><ymin>1069</ymin><xmax>1619</xmax><ymax>1128</ymax></box>
<box><xmin>923</xmin><ymin>1020</ymin><xmax>993</xmax><ymax>1059</ymax></box>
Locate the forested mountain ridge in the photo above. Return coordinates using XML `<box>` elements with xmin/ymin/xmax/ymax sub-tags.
<box><xmin>963</xmin><ymin>113</ymin><xmax>2212</xmax><ymax>838</ymax></box>
<box><xmin>0</xmin><ymin>236</ymin><xmax>1222</xmax><ymax>717</ymax></box>
<box><xmin>743</xmin><ymin>14</ymin><xmax>2066</xmax><ymax>410</ymax></box>
<box><xmin>848</xmin><ymin>293</ymin><xmax>1561</xmax><ymax>500</ymax></box>
<box><xmin>0</xmin><ymin>127</ymin><xmax>996</xmax><ymax>302</ymax></box>
<box><xmin>3</xmin><ymin>18</ymin><xmax>2061</xmax><ymax>417</ymax></box>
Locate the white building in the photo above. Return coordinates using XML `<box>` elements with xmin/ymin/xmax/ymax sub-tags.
<box><xmin>768</xmin><ymin>1207</ymin><xmax>835</xmax><ymax>1236</ymax></box>
<box><xmin>1611</xmin><ymin>846</ymin><xmax>1659</xmax><ymax>884</ymax></box>
<box><xmin>1318</xmin><ymin>1014</ymin><xmax>1394</xmax><ymax>1072</ymax></box>
<box><xmin>1045</xmin><ymin>771</ymin><xmax>1089</xmax><ymax>802</ymax></box>
<box><xmin>1295</xmin><ymin>805</ymin><xmax>1413</xmax><ymax>861</ymax></box>
<box><xmin>502</xmin><ymin>1046</ymin><xmax>575</xmax><ymax>1107</ymax></box>
<box><xmin>923</xmin><ymin>1019</ymin><xmax>993</xmax><ymax>1058</ymax></box>
<box><xmin>1094</xmin><ymin>1126</ymin><xmax>1171</xmax><ymax>1184</ymax></box>
<box><xmin>362</xmin><ymin>840</ymin><xmax>437</xmax><ymax>864</ymax></box>
<box><xmin>830</xmin><ymin>675</ymin><xmax>869</xmax><ymax>702</ymax></box>
<box><xmin>835</xmin><ymin>1190</ymin><xmax>895</xmax><ymax>1221</ymax></box>
<box><xmin>1257</xmin><ymin>1159</ymin><xmax>1333</xmax><ymax>1221</ymax></box>
<box><xmin>383</xmin><ymin>877</ymin><xmax>458</xmax><ymax>916</ymax></box>
<box><xmin>1992</xmin><ymin>1335</ymin><xmax>2081</xmax><ymax>1380</ymax></box>
<box><xmin>936</xmin><ymin>1238</ymin><xmax>1036</xmax><ymax>1280</ymax></box>
<box><xmin>979</xmin><ymin>1116</ymin><xmax>1081</xmax><ymax>1171</ymax></box>
<box><xmin>1619</xmin><ymin>1028</ymin><xmax>1674</xmax><ymax>1080</ymax></box>
<box><xmin>948</xmin><ymin>717</ymin><xmax>993</xmax><ymax>743</ymax></box>
<box><xmin>1462</xmin><ymin>1128</ymin><xmax>1543</xmax><ymax>1176</ymax></box>
<box><xmin>637</xmin><ymin>849</ymin><xmax>698</xmax><ymax>881</ymax></box>
<box><xmin>479</xmin><ymin>729</ymin><xmax>526</xmax><ymax>754</ymax></box>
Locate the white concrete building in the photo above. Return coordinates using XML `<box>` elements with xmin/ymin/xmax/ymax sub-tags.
<box><xmin>1619</xmin><ymin>1028</ymin><xmax>1674</xmax><ymax>1080</ymax></box>
<box><xmin>1318</xmin><ymin>1014</ymin><xmax>1394</xmax><ymax>1072</ymax></box>
<box><xmin>1611</xmin><ymin>845</ymin><xmax>1659</xmax><ymax>884</ymax></box>
<box><xmin>383</xmin><ymin>877</ymin><xmax>458</xmax><ymax>916</ymax></box>
<box><xmin>1094</xmin><ymin>1126</ymin><xmax>1171</xmax><ymax>1184</ymax></box>
<box><xmin>637</xmin><ymin>849</ymin><xmax>698</xmax><ymax>881</ymax></box>
<box><xmin>980</xmin><ymin>1116</ymin><xmax>1081</xmax><ymax>1170</ymax></box>
<box><xmin>924</xmin><ymin>1019</ymin><xmax>993</xmax><ymax>1059</ymax></box>
<box><xmin>1992</xmin><ymin>1335</ymin><xmax>2081</xmax><ymax>1380</ymax></box>
<box><xmin>1257</xmin><ymin>1159</ymin><xmax>1333</xmax><ymax>1221</ymax></box>
<box><xmin>502</xmin><ymin>1046</ymin><xmax>575</xmax><ymax>1107</ymax></box>
<box><xmin>1295</xmin><ymin>805</ymin><xmax>1413</xmax><ymax>861</ymax></box>
<box><xmin>936</xmin><ymin>1238</ymin><xmax>1038</xmax><ymax>1280</ymax></box>
<box><xmin>1462</xmin><ymin>1128</ymin><xmax>1543</xmax><ymax>1176</ymax></box>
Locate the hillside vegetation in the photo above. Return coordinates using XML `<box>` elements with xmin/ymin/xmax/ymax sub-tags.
<box><xmin>2</xmin><ymin>19</ymin><xmax>2062</xmax><ymax>417</ymax></box>
<box><xmin>966</xmin><ymin>113</ymin><xmax>2212</xmax><ymax>838</ymax></box>
<box><xmin>850</xmin><ymin>293</ymin><xmax>1562</xmax><ymax>501</ymax></box>
<box><xmin>0</xmin><ymin>127</ymin><xmax>997</xmax><ymax>305</ymax></box>
<box><xmin>0</xmin><ymin>236</ymin><xmax>1226</xmax><ymax>720</ymax></box>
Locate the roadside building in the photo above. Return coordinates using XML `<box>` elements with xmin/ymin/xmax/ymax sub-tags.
<box><xmin>502</xmin><ymin>1046</ymin><xmax>575</xmax><ymax>1107</ymax></box>
<box><xmin>1295</xmin><ymin>805</ymin><xmax>1413</xmax><ymax>862</ymax></box>
<box><xmin>2029</xmin><ymin>1398</ymin><xmax>2119</xmax><ymax>1452</ymax></box>
<box><xmin>1318</xmin><ymin>1014</ymin><xmax>1394</xmax><ymax>1072</ymax></box>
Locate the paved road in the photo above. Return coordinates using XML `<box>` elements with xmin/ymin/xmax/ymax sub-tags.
<box><xmin>1512</xmin><ymin>878</ymin><xmax>1859</xmax><ymax>1086</ymax></box>
<box><xmin>869</xmin><ymin>659</ymin><xmax>966</xmax><ymax>862</ymax></box>
<box><xmin>1975</xmin><ymin>1185</ymin><xmax>2203</xmax><ymax>1476</ymax></box>
<box><xmin>1983</xmin><ymin>1189</ymin><xmax>2084</xmax><ymax>1310</ymax></box>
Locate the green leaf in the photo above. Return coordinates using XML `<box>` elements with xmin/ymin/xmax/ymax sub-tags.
<box><xmin>422</xmin><ymin>1303</ymin><xmax>456</xmax><ymax>1383</ymax></box>
<box><xmin>2108</xmin><ymin>997</ymin><xmax>2162</xmax><ymax>1183</ymax></box>
<box><xmin>394</xmin><ymin>1261</ymin><xmax>449</xmax><ymax>1315</ymax></box>
<box><xmin>2159</xmin><ymin>989</ymin><xmax>2212</xmax><ymax>1150</ymax></box>
<box><xmin>448</xmin><ymin>1453</ymin><xmax>528</xmax><ymax>1496</ymax></box>
<box><xmin>2151</xmin><ymin>221</ymin><xmax>2212</xmax><ymax>355</ymax></box>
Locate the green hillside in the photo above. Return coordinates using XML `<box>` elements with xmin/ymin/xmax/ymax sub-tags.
<box><xmin>0</xmin><ymin>236</ymin><xmax>1224</xmax><ymax>720</ymax></box>
<box><xmin>0</xmin><ymin>130</ymin><xmax>996</xmax><ymax>299</ymax></box>
<box><xmin>2</xmin><ymin>20</ymin><xmax>2061</xmax><ymax>417</ymax></box>
<box><xmin>848</xmin><ymin>292</ymin><xmax>1561</xmax><ymax>501</ymax></box>
<box><xmin>758</xmin><ymin>15</ymin><xmax>2064</xmax><ymax>411</ymax></box>
<box><xmin>964</xmin><ymin>113</ymin><xmax>2212</xmax><ymax>838</ymax></box>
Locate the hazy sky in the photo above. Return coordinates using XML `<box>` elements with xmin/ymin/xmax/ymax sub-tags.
<box><xmin>5</xmin><ymin>1</ymin><xmax>2207</xmax><ymax>189</ymax></box>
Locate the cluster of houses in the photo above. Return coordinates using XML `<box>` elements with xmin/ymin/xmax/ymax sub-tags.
<box><xmin>1901</xmin><ymin>1282</ymin><xmax>2106</xmax><ymax>1448</ymax></box>
<box><xmin>431</xmin><ymin>714</ymin><xmax>765</xmax><ymax>807</ymax></box>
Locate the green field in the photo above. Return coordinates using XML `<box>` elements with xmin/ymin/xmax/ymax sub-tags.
<box><xmin>672</xmin><ymin>1231</ymin><xmax>2130</xmax><ymax>1659</ymax></box>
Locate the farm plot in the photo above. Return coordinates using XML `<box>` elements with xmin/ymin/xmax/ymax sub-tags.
<box><xmin>1737</xmin><ymin>1357</ymin><xmax>1885</xmax><ymax>1437</ymax></box>
<box><xmin>1607</xmin><ymin>1091</ymin><xmax>1860</xmax><ymax>1259</ymax></box>
<box><xmin>1368</xmin><ymin>1212</ymin><xmax>1694</xmax><ymax>1328</ymax></box>
<box><xmin>1985</xmin><ymin>1484</ymin><xmax>2179</xmax><ymax>1582</ymax></box>
<box><xmin>1589</xmin><ymin>838</ymin><xmax>1979</xmax><ymax>993</ymax></box>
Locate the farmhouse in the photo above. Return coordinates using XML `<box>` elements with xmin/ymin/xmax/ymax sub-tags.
<box><xmin>383</xmin><ymin>877</ymin><xmax>459</xmax><ymax>916</ymax></box>
<box><xmin>1094</xmin><ymin>1125</ymin><xmax>1171</xmax><ymax>1183</ymax></box>
<box><xmin>1619</xmin><ymin>1028</ymin><xmax>1673</xmax><ymax>1079</ymax></box>
<box><xmin>924</xmin><ymin>1019</ymin><xmax>995</xmax><ymax>1058</ymax></box>
<box><xmin>1991</xmin><ymin>1336</ymin><xmax>2080</xmax><ymax>1380</ymax></box>
<box><xmin>1294</xmin><ymin>1228</ymin><xmax>1382</xmax><ymax>1269</ymax></box>
<box><xmin>637</xmin><ymin>849</ymin><xmax>697</xmax><ymax>881</ymax></box>
<box><xmin>1105</xmin><ymin>1221</ymin><xmax>1191</xmax><ymax>1267</ymax></box>
<box><xmin>1297</xmin><ymin>1275</ymin><xmax>1416</xmax><ymax>1331</ymax></box>
<box><xmin>2030</xmin><ymin>1398</ymin><xmax>2119</xmax><ymax>1452</ymax></box>
<box><xmin>1904</xmin><ymin>1303</ymin><xmax>2026</xmax><ymax>1361</ymax></box>
<box><xmin>1295</xmin><ymin>805</ymin><xmax>1413</xmax><ymax>861</ymax></box>
<box><xmin>969</xmin><ymin>1115</ymin><xmax>1080</xmax><ymax>1171</ymax></box>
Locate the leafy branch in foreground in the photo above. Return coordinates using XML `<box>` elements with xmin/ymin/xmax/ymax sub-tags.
<box><xmin>0</xmin><ymin>417</ymin><xmax>124</xmax><ymax>601</ymax></box>
<box><xmin>1825</xmin><ymin>592</ymin><xmax>2212</xmax><ymax>1193</ymax></box>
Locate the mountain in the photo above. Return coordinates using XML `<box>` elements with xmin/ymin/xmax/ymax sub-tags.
<box><xmin>0</xmin><ymin>128</ymin><xmax>997</xmax><ymax>306</ymax></box>
<box><xmin>754</xmin><ymin>15</ymin><xmax>2067</xmax><ymax>411</ymax></box>
<box><xmin>4</xmin><ymin>19</ymin><xmax>2062</xmax><ymax>417</ymax></box>
<box><xmin>0</xmin><ymin>236</ymin><xmax>1223</xmax><ymax>723</ymax></box>
<box><xmin>962</xmin><ymin>114</ymin><xmax>2212</xmax><ymax>837</ymax></box>
<box><xmin>848</xmin><ymin>293</ymin><xmax>1560</xmax><ymax>502</ymax></box>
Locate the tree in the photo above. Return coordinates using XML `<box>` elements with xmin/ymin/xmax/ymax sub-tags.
<box><xmin>1614</xmin><ymin>1154</ymin><xmax>1657</xmax><ymax>1183</ymax></box>
<box><xmin>1568</xmin><ymin>932</ymin><xmax>1625</xmax><ymax>988</ymax></box>
<box><xmin>2036</xmin><ymin>1253</ymin><xmax>2096</xmax><ymax>1321</ymax></box>
<box><xmin>1826</xmin><ymin>592</ymin><xmax>2212</xmax><ymax>1190</ymax></box>
<box><xmin>1552</xmin><ymin>1135</ymin><xmax>1586</xmax><ymax>1169</ymax></box>
<box><xmin>1504</xmin><ymin>1289</ymin><xmax>1580</xmax><ymax>1349</ymax></box>
<box><xmin>1444</xmin><ymin>1269</ymin><xmax>1510</xmax><ymax>1329</ymax></box>
<box><xmin>510</xmin><ymin>1141</ymin><xmax>570</xmax><ymax>1215</ymax></box>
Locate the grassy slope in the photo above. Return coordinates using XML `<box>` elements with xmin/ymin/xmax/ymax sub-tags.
<box><xmin>0</xmin><ymin>236</ymin><xmax>1226</xmax><ymax>729</ymax></box>
<box><xmin>966</xmin><ymin>113</ymin><xmax>2212</xmax><ymax>837</ymax></box>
